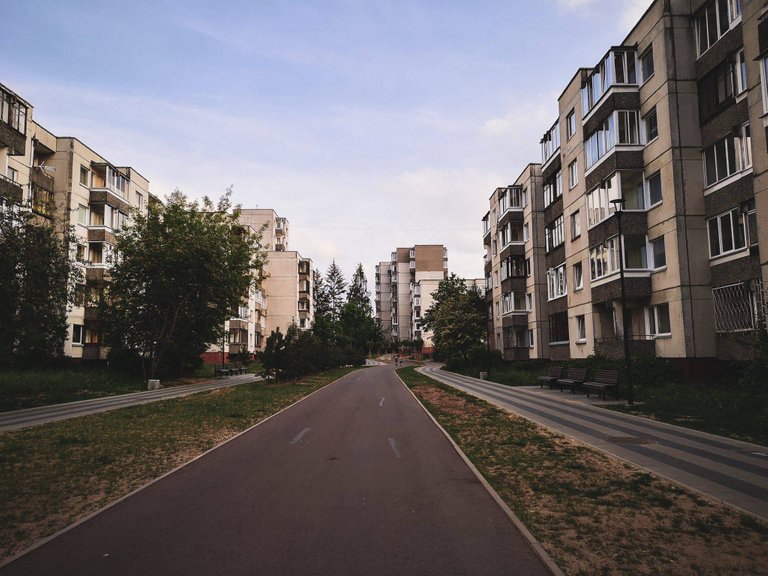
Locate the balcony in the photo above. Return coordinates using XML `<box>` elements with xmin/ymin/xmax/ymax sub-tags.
<box><xmin>588</xmin><ymin>211</ymin><xmax>648</xmax><ymax>247</ymax></box>
<box><xmin>82</xmin><ymin>344</ymin><xmax>108</xmax><ymax>361</ymax></box>
<box><xmin>87</xmin><ymin>228</ymin><xmax>118</xmax><ymax>245</ymax></box>
<box><xmin>582</xmin><ymin>47</ymin><xmax>639</xmax><ymax>122</ymax></box>
<box><xmin>90</xmin><ymin>188</ymin><xmax>132</xmax><ymax>214</ymax></box>
<box><xmin>0</xmin><ymin>174</ymin><xmax>23</xmax><ymax>204</ymax></box>
<box><xmin>0</xmin><ymin>87</ymin><xmax>28</xmax><ymax>155</ymax></box>
<box><xmin>590</xmin><ymin>274</ymin><xmax>651</xmax><ymax>304</ymax></box>
<box><xmin>229</xmin><ymin>319</ymin><xmax>249</xmax><ymax>331</ymax></box>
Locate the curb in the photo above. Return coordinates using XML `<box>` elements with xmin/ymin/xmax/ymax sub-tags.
<box><xmin>395</xmin><ymin>369</ymin><xmax>565</xmax><ymax>576</ymax></box>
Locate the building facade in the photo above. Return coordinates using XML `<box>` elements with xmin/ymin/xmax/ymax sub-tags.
<box><xmin>1</xmin><ymin>82</ymin><xmax>151</xmax><ymax>361</ymax></box>
<box><xmin>375</xmin><ymin>245</ymin><xmax>448</xmax><ymax>350</ymax></box>
<box><xmin>487</xmin><ymin>0</ymin><xmax>768</xmax><ymax>365</ymax></box>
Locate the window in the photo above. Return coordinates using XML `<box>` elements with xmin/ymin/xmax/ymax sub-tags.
<box><xmin>545</xmin><ymin>215</ymin><xmax>564</xmax><ymax>252</ymax></box>
<box><xmin>736</xmin><ymin>49</ymin><xmax>747</xmax><ymax>94</ymax></box>
<box><xmin>744</xmin><ymin>199</ymin><xmax>758</xmax><ymax>247</ymax></box>
<box><xmin>136</xmin><ymin>192</ymin><xmax>144</xmax><ymax>211</ymax></box>
<box><xmin>695</xmin><ymin>0</ymin><xmax>741</xmax><ymax>57</ymax></box>
<box><xmin>713</xmin><ymin>279</ymin><xmax>764</xmax><ymax>332</ymax></box>
<box><xmin>547</xmin><ymin>264</ymin><xmax>567</xmax><ymax>300</ymax></box>
<box><xmin>647</xmin><ymin>172</ymin><xmax>662</xmax><ymax>206</ymax></box>
<box><xmin>523</xmin><ymin>223</ymin><xmax>530</xmax><ymax>243</ymax></box>
<box><xmin>651</xmin><ymin>236</ymin><xmax>666</xmax><ymax>269</ymax></box>
<box><xmin>544</xmin><ymin>170</ymin><xmax>562</xmax><ymax>206</ymax></box>
<box><xmin>621</xmin><ymin>171</ymin><xmax>645</xmax><ymax>210</ymax></box>
<box><xmin>571</xmin><ymin>210</ymin><xmax>581</xmax><ymax>239</ymax></box>
<box><xmin>574</xmin><ymin>262</ymin><xmax>584</xmax><ymax>290</ymax></box>
<box><xmin>528</xmin><ymin>329</ymin><xmax>534</xmax><ymax>348</ymax></box>
<box><xmin>641</xmin><ymin>47</ymin><xmax>654</xmax><ymax>82</ymax></box>
<box><xmin>590</xmin><ymin>236</ymin><xmax>621</xmax><ymax>280</ymax></box>
<box><xmin>568</xmin><ymin>160</ymin><xmax>579</xmax><ymax>189</ymax></box>
<box><xmin>647</xmin><ymin>304</ymin><xmax>671</xmax><ymax>337</ymax></box>
<box><xmin>7</xmin><ymin>167</ymin><xmax>17</xmax><ymax>182</ymax></box>
<box><xmin>585</xmin><ymin>111</ymin><xmax>640</xmax><ymax>169</ymax></box>
<box><xmin>644</xmin><ymin>108</ymin><xmax>658</xmax><ymax>142</ymax></box>
<box><xmin>72</xmin><ymin>324</ymin><xmax>84</xmax><ymax>345</ymax></box>
<box><xmin>582</xmin><ymin>49</ymin><xmax>638</xmax><ymax>115</ymax></box>
<box><xmin>586</xmin><ymin>174</ymin><xmax>620</xmax><ymax>227</ymax></box>
<box><xmin>566</xmin><ymin>109</ymin><xmax>576</xmax><ymax>140</ymax></box>
<box><xmin>698</xmin><ymin>59</ymin><xmax>735</xmax><ymax>120</ymax></box>
<box><xmin>549</xmin><ymin>311</ymin><xmax>569</xmax><ymax>344</ymax></box>
<box><xmin>703</xmin><ymin>125</ymin><xmax>751</xmax><ymax>187</ymax></box>
<box><xmin>76</xmin><ymin>243</ymin><xmax>87</xmax><ymax>262</ymax></box>
<box><xmin>502</xmin><ymin>291</ymin><xmax>527</xmax><ymax>314</ymax></box>
<box><xmin>509</xmin><ymin>186</ymin><xmax>527</xmax><ymax>208</ymax></box>
<box><xmin>77</xmin><ymin>204</ymin><xmax>88</xmax><ymax>225</ymax></box>
<box><xmin>1</xmin><ymin>90</ymin><xmax>28</xmax><ymax>135</ymax></box>
<box><xmin>524</xmin><ymin>258</ymin><xmax>531</xmax><ymax>277</ymax></box>
<box><xmin>624</xmin><ymin>235</ymin><xmax>648</xmax><ymax>269</ymax></box>
<box><xmin>708</xmin><ymin>208</ymin><xmax>746</xmax><ymax>257</ymax></box>
<box><xmin>762</xmin><ymin>57</ymin><xmax>768</xmax><ymax>114</ymax></box>
<box><xmin>541</xmin><ymin>121</ymin><xmax>560</xmax><ymax>164</ymax></box>
<box><xmin>80</xmin><ymin>166</ymin><xmax>90</xmax><ymax>187</ymax></box>
<box><xmin>576</xmin><ymin>315</ymin><xmax>586</xmax><ymax>342</ymax></box>
<box><xmin>526</xmin><ymin>293</ymin><xmax>533</xmax><ymax>311</ymax></box>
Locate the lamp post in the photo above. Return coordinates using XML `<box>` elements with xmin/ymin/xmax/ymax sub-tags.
<box><xmin>610</xmin><ymin>198</ymin><xmax>633</xmax><ymax>405</ymax></box>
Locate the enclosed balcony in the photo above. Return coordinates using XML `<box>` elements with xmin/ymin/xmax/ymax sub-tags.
<box><xmin>0</xmin><ymin>85</ymin><xmax>28</xmax><ymax>155</ymax></box>
<box><xmin>582</xmin><ymin>47</ymin><xmax>639</xmax><ymax>123</ymax></box>
<box><xmin>0</xmin><ymin>174</ymin><xmax>22</xmax><ymax>204</ymax></box>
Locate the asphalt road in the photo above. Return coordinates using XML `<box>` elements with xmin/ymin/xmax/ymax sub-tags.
<box><xmin>421</xmin><ymin>365</ymin><xmax>768</xmax><ymax>521</ymax></box>
<box><xmin>1</xmin><ymin>365</ymin><xmax>554</xmax><ymax>576</ymax></box>
<box><xmin>0</xmin><ymin>374</ymin><xmax>259</xmax><ymax>432</ymax></box>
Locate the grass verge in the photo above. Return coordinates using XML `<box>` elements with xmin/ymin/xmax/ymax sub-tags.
<box><xmin>398</xmin><ymin>366</ymin><xmax>768</xmax><ymax>576</ymax></box>
<box><xmin>0</xmin><ymin>368</ymin><xmax>145</xmax><ymax>412</ymax></box>
<box><xmin>0</xmin><ymin>367</ymin><xmax>355</xmax><ymax>562</ymax></box>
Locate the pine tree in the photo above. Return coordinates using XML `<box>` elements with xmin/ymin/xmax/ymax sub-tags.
<box><xmin>346</xmin><ymin>263</ymin><xmax>371</xmax><ymax>313</ymax></box>
<box><xmin>313</xmin><ymin>268</ymin><xmax>332</xmax><ymax>318</ymax></box>
<box><xmin>325</xmin><ymin>260</ymin><xmax>347</xmax><ymax>320</ymax></box>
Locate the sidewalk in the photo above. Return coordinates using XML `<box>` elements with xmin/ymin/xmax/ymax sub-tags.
<box><xmin>0</xmin><ymin>374</ymin><xmax>260</xmax><ymax>432</ymax></box>
<box><xmin>419</xmin><ymin>365</ymin><xmax>768</xmax><ymax>521</ymax></box>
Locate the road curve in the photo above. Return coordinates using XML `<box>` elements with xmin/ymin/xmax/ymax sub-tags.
<box><xmin>1</xmin><ymin>365</ymin><xmax>555</xmax><ymax>576</ymax></box>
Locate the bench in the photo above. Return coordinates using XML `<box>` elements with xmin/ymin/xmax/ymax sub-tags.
<box><xmin>557</xmin><ymin>367</ymin><xmax>587</xmax><ymax>394</ymax></box>
<box><xmin>537</xmin><ymin>365</ymin><xmax>563</xmax><ymax>388</ymax></box>
<box><xmin>214</xmin><ymin>366</ymin><xmax>231</xmax><ymax>378</ymax></box>
<box><xmin>583</xmin><ymin>369</ymin><xmax>620</xmax><ymax>400</ymax></box>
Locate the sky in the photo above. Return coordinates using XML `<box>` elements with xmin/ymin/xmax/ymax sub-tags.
<box><xmin>2</xmin><ymin>0</ymin><xmax>652</xmax><ymax>285</ymax></box>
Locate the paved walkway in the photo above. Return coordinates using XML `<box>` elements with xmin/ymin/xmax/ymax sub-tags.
<box><xmin>0</xmin><ymin>374</ymin><xmax>260</xmax><ymax>432</ymax></box>
<box><xmin>0</xmin><ymin>365</ymin><xmax>556</xmax><ymax>575</ymax></box>
<box><xmin>420</xmin><ymin>365</ymin><xmax>768</xmax><ymax>521</ymax></box>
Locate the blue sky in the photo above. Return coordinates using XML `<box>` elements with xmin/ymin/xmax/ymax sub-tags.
<box><xmin>3</xmin><ymin>0</ymin><xmax>651</xmax><ymax>283</ymax></box>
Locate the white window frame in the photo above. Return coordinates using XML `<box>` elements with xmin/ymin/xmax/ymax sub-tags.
<box><xmin>576</xmin><ymin>315</ymin><xmax>587</xmax><ymax>343</ymax></box>
<box><xmin>571</xmin><ymin>210</ymin><xmax>581</xmax><ymax>239</ymax></box>
<box><xmin>566</xmin><ymin>109</ymin><xmax>576</xmax><ymax>140</ymax></box>
<box><xmin>547</xmin><ymin>264</ymin><xmax>567</xmax><ymax>301</ymax></box>
<box><xmin>708</xmin><ymin>208</ymin><xmax>747</xmax><ymax>258</ymax></box>
<box><xmin>651</xmin><ymin>236</ymin><xmax>666</xmax><ymax>270</ymax></box>
<box><xmin>568</xmin><ymin>159</ymin><xmax>579</xmax><ymax>189</ymax></box>
<box><xmin>574</xmin><ymin>262</ymin><xmax>584</xmax><ymax>290</ymax></box>
<box><xmin>646</xmin><ymin>171</ymin><xmax>662</xmax><ymax>207</ymax></box>
<box><xmin>643</xmin><ymin>107</ymin><xmax>658</xmax><ymax>143</ymax></box>
<box><xmin>646</xmin><ymin>303</ymin><xmax>672</xmax><ymax>338</ymax></box>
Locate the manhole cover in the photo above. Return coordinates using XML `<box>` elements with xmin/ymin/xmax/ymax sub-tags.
<box><xmin>605</xmin><ymin>436</ymin><xmax>655</xmax><ymax>445</ymax></box>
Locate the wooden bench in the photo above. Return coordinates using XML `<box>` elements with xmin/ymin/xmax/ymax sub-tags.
<box><xmin>557</xmin><ymin>367</ymin><xmax>587</xmax><ymax>394</ymax></box>
<box><xmin>583</xmin><ymin>369</ymin><xmax>620</xmax><ymax>400</ymax></box>
<box><xmin>537</xmin><ymin>365</ymin><xmax>563</xmax><ymax>388</ymax></box>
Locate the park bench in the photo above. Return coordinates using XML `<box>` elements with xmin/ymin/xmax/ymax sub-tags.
<box><xmin>557</xmin><ymin>367</ymin><xmax>587</xmax><ymax>394</ymax></box>
<box><xmin>537</xmin><ymin>365</ymin><xmax>563</xmax><ymax>388</ymax></box>
<box><xmin>583</xmin><ymin>369</ymin><xmax>620</xmax><ymax>400</ymax></box>
<box><xmin>214</xmin><ymin>366</ymin><xmax>231</xmax><ymax>377</ymax></box>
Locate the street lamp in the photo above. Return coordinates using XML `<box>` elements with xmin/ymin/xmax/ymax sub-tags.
<box><xmin>610</xmin><ymin>197</ymin><xmax>633</xmax><ymax>405</ymax></box>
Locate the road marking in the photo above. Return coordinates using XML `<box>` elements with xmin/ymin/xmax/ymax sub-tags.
<box><xmin>290</xmin><ymin>427</ymin><xmax>311</xmax><ymax>445</ymax></box>
<box><xmin>379</xmin><ymin>397</ymin><xmax>385</xmax><ymax>406</ymax></box>
<box><xmin>388</xmin><ymin>437</ymin><xmax>401</xmax><ymax>458</ymax></box>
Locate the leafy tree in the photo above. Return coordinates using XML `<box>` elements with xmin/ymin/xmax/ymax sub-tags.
<box><xmin>421</xmin><ymin>274</ymin><xmax>485</xmax><ymax>362</ymax></box>
<box><xmin>325</xmin><ymin>260</ymin><xmax>347</xmax><ymax>320</ymax></box>
<box><xmin>103</xmin><ymin>189</ymin><xmax>266</xmax><ymax>379</ymax></box>
<box><xmin>0</xmin><ymin>208</ymin><xmax>80</xmax><ymax>367</ymax></box>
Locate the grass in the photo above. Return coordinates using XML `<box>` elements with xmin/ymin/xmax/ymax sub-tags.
<box><xmin>610</xmin><ymin>380</ymin><xmax>768</xmax><ymax>446</ymax></box>
<box><xmin>447</xmin><ymin>362</ymin><xmax>543</xmax><ymax>386</ymax></box>
<box><xmin>0</xmin><ymin>367</ymin><xmax>355</xmax><ymax>562</ymax></box>
<box><xmin>0</xmin><ymin>368</ymin><xmax>145</xmax><ymax>412</ymax></box>
<box><xmin>398</xmin><ymin>366</ymin><xmax>768</xmax><ymax>576</ymax></box>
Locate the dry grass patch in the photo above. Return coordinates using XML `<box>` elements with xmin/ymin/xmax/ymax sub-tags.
<box><xmin>0</xmin><ymin>368</ymin><xmax>354</xmax><ymax>562</ymax></box>
<box><xmin>399</xmin><ymin>367</ymin><xmax>768</xmax><ymax>576</ymax></box>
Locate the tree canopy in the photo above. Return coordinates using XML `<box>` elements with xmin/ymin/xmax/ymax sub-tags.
<box><xmin>0</xmin><ymin>208</ymin><xmax>79</xmax><ymax>367</ymax></box>
<box><xmin>103</xmin><ymin>189</ymin><xmax>267</xmax><ymax>378</ymax></box>
<box><xmin>421</xmin><ymin>274</ymin><xmax>485</xmax><ymax>362</ymax></box>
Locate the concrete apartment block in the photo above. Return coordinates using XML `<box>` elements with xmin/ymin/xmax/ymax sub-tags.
<box><xmin>487</xmin><ymin>0</ymin><xmax>768</xmax><ymax>367</ymax></box>
<box><xmin>0</xmin><ymin>82</ymin><xmax>151</xmax><ymax>361</ymax></box>
<box><xmin>375</xmin><ymin>245</ymin><xmax>448</xmax><ymax>349</ymax></box>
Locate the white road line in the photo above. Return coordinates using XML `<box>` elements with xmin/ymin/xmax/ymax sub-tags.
<box><xmin>379</xmin><ymin>397</ymin><xmax>385</xmax><ymax>406</ymax></box>
<box><xmin>388</xmin><ymin>437</ymin><xmax>401</xmax><ymax>458</ymax></box>
<box><xmin>290</xmin><ymin>427</ymin><xmax>311</xmax><ymax>445</ymax></box>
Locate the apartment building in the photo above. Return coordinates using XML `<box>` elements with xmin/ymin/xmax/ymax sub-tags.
<box><xmin>374</xmin><ymin>245</ymin><xmax>448</xmax><ymax>349</ymax></box>
<box><xmin>483</xmin><ymin>165</ymin><xmax>548</xmax><ymax>361</ymax></box>
<box><xmin>240</xmin><ymin>208</ymin><xmax>315</xmax><ymax>351</ymax></box>
<box><xmin>487</xmin><ymin>0</ymin><xmax>768</xmax><ymax>365</ymax></box>
<box><xmin>1</xmin><ymin>82</ymin><xmax>151</xmax><ymax>361</ymax></box>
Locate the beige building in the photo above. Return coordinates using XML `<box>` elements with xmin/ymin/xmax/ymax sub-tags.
<box><xmin>375</xmin><ymin>245</ymin><xmax>448</xmax><ymax>350</ymax></box>
<box><xmin>1</xmin><ymin>82</ymin><xmax>151</xmax><ymax>361</ymax></box>
<box><xmin>486</xmin><ymin>0</ymin><xmax>768</xmax><ymax>366</ymax></box>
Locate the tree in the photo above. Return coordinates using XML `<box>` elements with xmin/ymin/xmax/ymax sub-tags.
<box><xmin>421</xmin><ymin>274</ymin><xmax>485</xmax><ymax>362</ymax></box>
<box><xmin>313</xmin><ymin>268</ymin><xmax>332</xmax><ymax>318</ymax></box>
<box><xmin>103</xmin><ymin>189</ymin><xmax>267</xmax><ymax>379</ymax></box>
<box><xmin>347</xmin><ymin>263</ymin><xmax>371</xmax><ymax>312</ymax></box>
<box><xmin>0</xmin><ymin>208</ymin><xmax>79</xmax><ymax>367</ymax></box>
<box><xmin>325</xmin><ymin>260</ymin><xmax>347</xmax><ymax>320</ymax></box>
